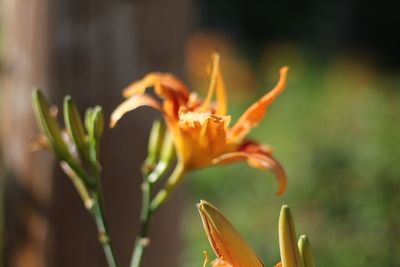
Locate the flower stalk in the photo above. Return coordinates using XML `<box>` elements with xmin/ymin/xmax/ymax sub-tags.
<box><xmin>130</xmin><ymin>173</ymin><xmax>152</xmax><ymax>267</ymax></box>
<box><xmin>32</xmin><ymin>90</ymin><xmax>119</xmax><ymax>267</ymax></box>
<box><xmin>130</xmin><ymin>122</ymin><xmax>186</xmax><ymax>267</ymax></box>
<box><xmin>150</xmin><ymin>161</ymin><xmax>186</xmax><ymax>212</ymax></box>
<box><xmin>89</xmin><ymin>194</ymin><xmax>118</xmax><ymax>267</ymax></box>
<box><xmin>130</xmin><ymin>161</ymin><xmax>186</xmax><ymax>267</ymax></box>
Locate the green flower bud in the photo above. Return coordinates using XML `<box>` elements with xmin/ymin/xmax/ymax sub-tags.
<box><xmin>32</xmin><ymin>89</ymin><xmax>71</xmax><ymax>160</ymax></box>
<box><xmin>279</xmin><ymin>205</ymin><xmax>303</xmax><ymax>267</ymax></box>
<box><xmin>64</xmin><ymin>96</ymin><xmax>89</xmax><ymax>160</ymax></box>
<box><xmin>148</xmin><ymin>131</ymin><xmax>175</xmax><ymax>183</ymax></box>
<box><xmin>143</xmin><ymin>120</ymin><xmax>165</xmax><ymax>175</ymax></box>
<box><xmin>298</xmin><ymin>235</ymin><xmax>315</xmax><ymax>267</ymax></box>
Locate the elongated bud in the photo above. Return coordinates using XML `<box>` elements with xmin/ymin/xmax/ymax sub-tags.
<box><xmin>91</xmin><ymin>106</ymin><xmax>104</xmax><ymax>141</ymax></box>
<box><xmin>298</xmin><ymin>235</ymin><xmax>314</xmax><ymax>267</ymax></box>
<box><xmin>85</xmin><ymin>107</ymin><xmax>94</xmax><ymax>135</ymax></box>
<box><xmin>197</xmin><ymin>200</ymin><xmax>264</xmax><ymax>267</ymax></box>
<box><xmin>143</xmin><ymin>120</ymin><xmax>165</xmax><ymax>175</ymax></box>
<box><xmin>85</xmin><ymin>106</ymin><xmax>104</xmax><ymax>141</ymax></box>
<box><xmin>32</xmin><ymin>89</ymin><xmax>71</xmax><ymax>160</ymax></box>
<box><xmin>148</xmin><ymin>131</ymin><xmax>175</xmax><ymax>183</ymax></box>
<box><xmin>64</xmin><ymin>96</ymin><xmax>89</xmax><ymax>160</ymax></box>
<box><xmin>279</xmin><ymin>205</ymin><xmax>303</xmax><ymax>267</ymax></box>
<box><xmin>84</xmin><ymin>106</ymin><xmax>104</xmax><ymax>164</ymax></box>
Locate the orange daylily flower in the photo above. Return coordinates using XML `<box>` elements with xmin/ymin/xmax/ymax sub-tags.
<box><xmin>198</xmin><ymin>200</ymin><xmax>265</xmax><ymax>267</ymax></box>
<box><xmin>111</xmin><ymin>53</ymin><xmax>288</xmax><ymax>195</ymax></box>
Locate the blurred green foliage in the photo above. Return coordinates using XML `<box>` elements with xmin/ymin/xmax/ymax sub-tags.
<box><xmin>180</xmin><ymin>51</ymin><xmax>400</xmax><ymax>267</ymax></box>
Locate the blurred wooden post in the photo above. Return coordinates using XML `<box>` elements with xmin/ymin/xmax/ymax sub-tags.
<box><xmin>0</xmin><ymin>0</ymin><xmax>51</xmax><ymax>266</ymax></box>
<box><xmin>0</xmin><ymin>0</ymin><xmax>192</xmax><ymax>266</ymax></box>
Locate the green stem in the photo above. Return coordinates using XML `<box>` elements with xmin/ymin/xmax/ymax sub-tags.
<box><xmin>65</xmin><ymin>157</ymin><xmax>96</xmax><ymax>189</ymax></box>
<box><xmin>129</xmin><ymin>162</ymin><xmax>186</xmax><ymax>267</ymax></box>
<box><xmin>90</xmin><ymin>194</ymin><xmax>119</xmax><ymax>267</ymax></box>
<box><xmin>130</xmin><ymin>181</ymin><xmax>151</xmax><ymax>267</ymax></box>
<box><xmin>62</xmin><ymin>160</ymin><xmax>117</xmax><ymax>267</ymax></box>
<box><xmin>150</xmin><ymin>162</ymin><xmax>185</xmax><ymax>213</ymax></box>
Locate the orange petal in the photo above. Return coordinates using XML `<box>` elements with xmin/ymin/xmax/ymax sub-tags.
<box><xmin>197</xmin><ymin>114</ymin><xmax>228</xmax><ymax>149</ymax></box>
<box><xmin>215</xmin><ymin>59</ymin><xmax>227</xmax><ymax>115</ymax></box>
<box><xmin>212</xmin><ymin>151</ymin><xmax>287</xmax><ymax>195</ymax></box>
<box><xmin>229</xmin><ymin>66</ymin><xmax>288</xmax><ymax>141</ymax></box>
<box><xmin>197</xmin><ymin>53</ymin><xmax>227</xmax><ymax>115</ymax></box>
<box><xmin>211</xmin><ymin>259</ymin><xmax>233</xmax><ymax>267</ymax></box>
<box><xmin>177</xmin><ymin>111</ymin><xmax>229</xmax><ymax>169</ymax></box>
<box><xmin>274</xmin><ymin>262</ymin><xmax>283</xmax><ymax>267</ymax></box>
<box><xmin>110</xmin><ymin>94</ymin><xmax>162</xmax><ymax>128</ymax></box>
<box><xmin>122</xmin><ymin>72</ymin><xmax>190</xmax><ymax>120</ymax></box>
<box><xmin>123</xmin><ymin>72</ymin><xmax>189</xmax><ymax>99</ymax></box>
<box><xmin>238</xmin><ymin>140</ymin><xmax>274</xmax><ymax>155</ymax></box>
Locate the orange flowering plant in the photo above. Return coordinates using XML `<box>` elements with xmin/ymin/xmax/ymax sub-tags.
<box><xmin>110</xmin><ymin>53</ymin><xmax>289</xmax><ymax>267</ymax></box>
<box><xmin>31</xmin><ymin>52</ymin><xmax>293</xmax><ymax>267</ymax></box>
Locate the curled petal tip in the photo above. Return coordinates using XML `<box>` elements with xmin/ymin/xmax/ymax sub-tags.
<box><xmin>109</xmin><ymin>112</ymin><xmax>122</xmax><ymax>128</ymax></box>
<box><xmin>275</xmin><ymin>174</ymin><xmax>288</xmax><ymax>196</ymax></box>
<box><xmin>109</xmin><ymin>120</ymin><xmax>117</xmax><ymax>129</ymax></box>
<box><xmin>281</xmin><ymin>66</ymin><xmax>289</xmax><ymax>73</ymax></box>
<box><xmin>228</xmin><ymin>66</ymin><xmax>288</xmax><ymax>141</ymax></box>
<box><xmin>212</xmin><ymin>52</ymin><xmax>221</xmax><ymax>60</ymax></box>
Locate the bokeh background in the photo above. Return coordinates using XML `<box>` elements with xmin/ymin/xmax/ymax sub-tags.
<box><xmin>1</xmin><ymin>0</ymin><xmax>400</xmax><ymax>267</ymax></box>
